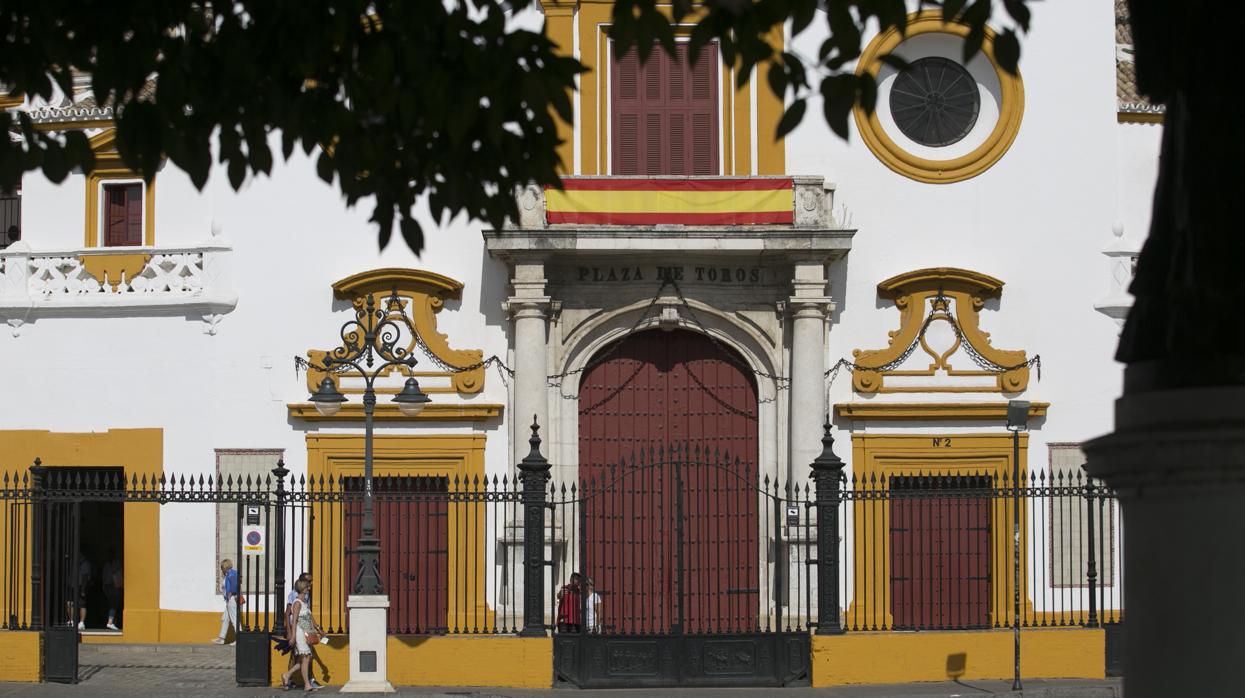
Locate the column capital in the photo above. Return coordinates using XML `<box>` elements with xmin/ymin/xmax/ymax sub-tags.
<box><xmin>788</xmin><ymin>296</ymin><xmax>836</xmax><ymax>319</ymax></box>
<box><xmin>504</xmin><ymin>296</ymin><xmax>552</xmax><ymax>320</ymax></box>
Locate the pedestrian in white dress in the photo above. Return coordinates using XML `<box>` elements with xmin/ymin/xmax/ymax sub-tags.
<box><xmin>280</xmin><ymin>579</ymin><xmax>323</xmax><ymax>692</ymax></box>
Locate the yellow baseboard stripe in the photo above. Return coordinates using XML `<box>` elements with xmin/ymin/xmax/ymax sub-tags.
<box><xmin>812</xmin><ymin>628</ymin><xmax>1105</xmax><ymax>686</ymax></box>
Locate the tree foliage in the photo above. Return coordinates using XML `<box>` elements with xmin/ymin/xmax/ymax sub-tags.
<box><xmin>0</xmin><ymin>0</ymin><xmax>1030</xmax><ymax>253</ymax></box>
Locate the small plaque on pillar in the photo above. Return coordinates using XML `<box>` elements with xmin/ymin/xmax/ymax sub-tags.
<box><xmin>359</xmin><ymin>651</ymin><xmax>377</xmax><ymax>673</ymax></box>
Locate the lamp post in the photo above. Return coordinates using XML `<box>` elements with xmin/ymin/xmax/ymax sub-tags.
<box><xmin>308</xmin><ymin>289</ymin><xmax>429</xmax><ymax>692</ymax></box>
<box><xmin>1006</xmin><ymin>399</ymin><xmax>1030</xmax><ymax>692</ymax></box>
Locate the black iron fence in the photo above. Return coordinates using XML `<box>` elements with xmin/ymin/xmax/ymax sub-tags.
<box><xmin>1</xmin><ymin>438</ymin><xmax>1123</xmax><ymax>644</ymax></box>
<box><xmin>832</xmin><ymin>468</ymin><xmax>1123</xmax><ymax>632</ymax></box>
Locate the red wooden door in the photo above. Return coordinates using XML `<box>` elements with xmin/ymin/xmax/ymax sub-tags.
<box><xmin>889</xmin><ymin>475</ymin><xmax>991</xmax><ymax>629</ymax></box>
<box><xmin>578</xmin><ymin>329</ymin><xmax>758</xmax><ymax>635</ymax></box>
<box><xmin>345</xmin><ymin>476</ymin><xmax>448</xmax><ymax>634</ymax></box>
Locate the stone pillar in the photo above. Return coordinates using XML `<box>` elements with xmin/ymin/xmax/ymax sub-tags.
<box><xmin>508</xmin><ymin>260</ymin><xmax>550</xmax><ymax>467</ymax></box>
<box><xmin>340</xmin><ymin>595</ymin><xmax>394</xmax><ymax>693</ymax></box>
<box><xmin>1085</xmin><ymin>383</ymin><xmax>1245</xmax><ymax>697</ymax></box>
<box><xmin>788</xmin><ymin>260</ymin><xmax>834</xmax><ymax>480</ymax></box>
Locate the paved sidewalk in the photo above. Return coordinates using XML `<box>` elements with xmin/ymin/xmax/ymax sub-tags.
<box><xmin>0</xmin><ymin>645</ymin><xmax>1122</xmax><ymax>697</ymax></box>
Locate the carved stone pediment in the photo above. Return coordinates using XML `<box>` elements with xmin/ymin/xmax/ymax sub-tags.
<box><xmin>851</xmin><ymin>267</ymin><xmax>1029</xmax><ymax>394</ymax></box>
<box><xmin>305</xmin><ymin>268</ymin><xmax>485</xmax><ymax>396</ymax></box>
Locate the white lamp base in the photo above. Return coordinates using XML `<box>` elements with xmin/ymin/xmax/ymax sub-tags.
<box><xmin>339</xmin><ymin>595</ymin><xmax>395</xmax><ymax>693</ymax></box>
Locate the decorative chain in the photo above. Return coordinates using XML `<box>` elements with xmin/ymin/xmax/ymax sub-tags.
<box><xmin>823</xmin><ymin>290</ymin><xmax>1043</xmax><ymax>391</ymax></box>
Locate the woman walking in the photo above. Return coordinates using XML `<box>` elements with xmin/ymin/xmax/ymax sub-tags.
<box><xmin>281</xmin><ymin>579</ymin><xmax>324</xmax><ymax>691</ymax></box>
<box><xmin>212</xmin><ymin>559</ymin><xmax>239</xmax><ymax>644</ymax></box>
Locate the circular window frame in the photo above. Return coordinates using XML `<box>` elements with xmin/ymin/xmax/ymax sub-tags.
<box><xmin>854</xmin><ymin>10</ymin><xmax>1025</xmax><ymax>184</ymax></box>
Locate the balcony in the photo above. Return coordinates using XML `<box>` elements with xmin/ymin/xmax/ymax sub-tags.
<box><xmin>0</xmin><ymin>237</ymin><xmax>237</xmax><ymax>336</ymax></box>
<box><xmin>488</xmin><ymin>175</ymin><xmax>852</xmax><ymax>258</ymax></box>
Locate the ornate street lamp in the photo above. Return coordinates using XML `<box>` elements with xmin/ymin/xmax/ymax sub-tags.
<box><xmin>308</xmin><ymin>289</ymin><xmax>430</xmax><ymax>595</ymax></box>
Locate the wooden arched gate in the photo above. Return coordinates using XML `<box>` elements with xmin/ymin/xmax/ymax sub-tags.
<box><xmin>553</xmin><ymin>330</ymin><xmax>810</xmax><ymax>687</ymax></box>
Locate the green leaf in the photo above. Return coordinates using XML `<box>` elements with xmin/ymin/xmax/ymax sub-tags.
<box><xmin>1002</xmin><ymin>0</ymin><xmax>1032</xmax><ymax>32</ymax></box>
<box><xmin>994</xmin><ymin>29</ymin><xmax>1021</xmax><ymax>75</ymax></box>
<box><xmin>775</xmin><ymin>99</ymin><xmax>807</xmax><ymax>139</ymax></box>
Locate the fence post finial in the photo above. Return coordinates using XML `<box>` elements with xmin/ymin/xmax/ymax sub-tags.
<box><xmin>518</xmin><ymin>416</ymin><xmax>550</xmax><ymax>637</ymax></box>
<box><xmin>810</xmin><ymin>422</ymin><xmax>846</xmax><ymax>635</ymax></box>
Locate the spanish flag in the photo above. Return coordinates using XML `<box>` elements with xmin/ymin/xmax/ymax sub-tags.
<box><xmin>544</xmin><ymin>178</ymin><xmax>794</xmax><ymax>226</ymax></box>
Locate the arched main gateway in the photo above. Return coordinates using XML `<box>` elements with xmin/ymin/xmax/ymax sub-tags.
<box><xmin>577</xmin><ymin>329</ymin><xmax>759</xmax><ymax>636</ymax></box>
<box><xmin>484</xmin><ymin>175</ymin><xmax>848</xmax><ymax>688</ymax></box>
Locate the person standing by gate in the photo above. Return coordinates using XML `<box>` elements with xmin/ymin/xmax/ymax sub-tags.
<box><xmin>213</xmin><ymin>559</ymin><xmax>239</xmax><ymax>644</ymax></box>
<box><xmin>102</xmin><ymin>549</ymin><xmax>122</xmax><ymax>631</ymax></box>
<box><xmin>583</xmin><ymin>577</ymin><xmax>602</xmax><ymax>633</ymax></box>
<box><xmin>556</xmin><ymin>572</ymin><xmax>583</xmax><ymax>633</ymax></box>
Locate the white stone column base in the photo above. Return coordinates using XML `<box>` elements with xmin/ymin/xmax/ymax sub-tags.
<box><xmin>340</xmin><ymin>595</ymin><xmax>395</xmax><ymax>694</ymax></box>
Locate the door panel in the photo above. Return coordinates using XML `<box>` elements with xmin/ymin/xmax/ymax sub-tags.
<box><xmin>578</xmin><ymin>329</ymin><xmax>759</xmax><ymax>635</ymax></box>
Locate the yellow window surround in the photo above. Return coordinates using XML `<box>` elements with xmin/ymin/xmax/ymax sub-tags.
<box><xmin>544</xmin><ymin>0</ymin><xmax>785</xmax><ymax>176</ymax></box>
<box><xmin>305</xmin><ymin>434</ymin><xmax>491</xmax><ymax>634</ymax></box>
<box><xmin>83</xmin><ymin>129</ymin><xmax>156</xmax><ymax>248</ymax></box>
<box><xmin>847</xmin><ymin>433</ymin><xmax>1034</xmax><ymax>631</ymax></box>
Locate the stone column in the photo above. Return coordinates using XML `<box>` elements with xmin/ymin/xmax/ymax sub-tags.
<box><xmin>788</xmin><ymin>260</ymin><xmax>834</xmax><ymax>481</ymax></box>
<box><xmin>1085</xmin><ymin>383</ymin><xmax>1245</xmax><ymax>697</ymax></box>
<box><xmin>508</xmin><ymin>260</ymin><xmax>550</xmax><ymax>466</ymax></box>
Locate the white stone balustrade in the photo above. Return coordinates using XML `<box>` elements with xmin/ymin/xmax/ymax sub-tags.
<box><xmin>0</xmin><ymin>238</ymin><xmax>237</xmax><ymax>336</ymax></box>
<box><xmin>1094</xmin><ymin>221</ymin><xmax>1142</xmax><ymax>332</ymax></box>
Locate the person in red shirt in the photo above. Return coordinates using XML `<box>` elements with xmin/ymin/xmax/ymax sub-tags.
<box><xmin>556</xmin><ymin>572</ymin><xmax>583</xmax><ymax>633</ymax></box>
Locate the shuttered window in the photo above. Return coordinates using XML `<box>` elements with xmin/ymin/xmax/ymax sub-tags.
<box><xmin>611</xmin><ymin>41</ymin><xmax>719</xmax><ymax>176</ymax></box>
<box><xmin>103</xmin><ymin>182</ymin><xmax>143</xmax><ymax>247</ymax></box>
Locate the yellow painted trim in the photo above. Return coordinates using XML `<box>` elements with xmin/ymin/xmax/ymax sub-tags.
<box><xmin>78</xmin><ymin>253</ymin><xmax>152</xmax><ymax>290</ymax></box>
<box><xmin>545</xmin><ymin>3</ymin><xmax>577</xmax><ymax>173</ymax></box>
<box><xmin>0</xmin><ymin>429</ymin><xmax>163</xmax><ymax>644</ymax></box>
<box><xmin>305</xmin><ymin>434</ymin><xmax>490</xmax><ymax>634</ymax></box>
<box><xmin>756</xmin><ymin>25</ymin><xmax>787</xmax><ymax>175</ymax></box>
<box><xmin>811</xmin><ymin>628</ymin><xmax>1104</xmax><ymax>686</ymax></box>
<box><xmin>1117</xmin><ymin>111</ymin><xmax>1163</xmax><ymax>124</ymax></box>
<box><xmin>0</xmin><ymin>630</ymin><xmax>42</xmax><ymax>682</ymax></box>
<box><xmin>31</xmin><ymin>119</ymin><xmax>115</xmax><ymax>131</ymax></box>
<box><xmin>852</xmin><ymin>267</ymin><xmax>1029</xmax><ymax>394</ymax></box>
<box><xmin>853</xmin><ymin>10</ymin><xmax>1025</xmax><ymax>184</ymax></box>
<box><xmin>835</xmin><ymin>401</ymin><xmax>1049</xmax><ymax>421</ymax></box>
<box><xmin>267</xmin><ymin>635</ymin><xmax>552</xmax><ymax>688</ymax></box>
<box><xmin>307</xmin><ymin>268</ymin><xmax>486</xmax><ymax>396</ymax></box>
<box><xmin>0</xmin><ymin>93</ymin><xmax>23</xmax><ymax>110</ymax></box>
<box><xmin>569</xmin><ymin>4</ymin><xmax>781</xmax><ymax>176</ymax></box>
<box><xmin>82</xmin><ymin>130</ymin><xmax>156</xmax><ymax>248</ymax></box>
<box><xmin>545</xmin><ymin>187</ymin><xmax>790</xmax><ymax>213</ymax></box>
<box><xmin>287</xmin><ymin>402</ymin><xmax>503</xmax><ymax>422</ymax></box>
<box><xmin>847</xmin><ymin>433</ymin><xmax>1030</xmax><ymax>631</ymax></box>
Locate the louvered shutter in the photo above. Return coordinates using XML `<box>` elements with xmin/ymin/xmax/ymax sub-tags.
<box><xmin>611</xmin><ymin>41</ymin><xmax>719</xmax><ymax>176</ymax></box>
<box><xmin>103</xmin><ymin>183</ymin><xmax>143</xmax><ymax>247</ymax></box>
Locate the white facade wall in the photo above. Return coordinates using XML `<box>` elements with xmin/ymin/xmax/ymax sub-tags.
<box><xmin>0</xmin><ymin>1</ymin><xmax>1159</xmax><ymax>616</ymax></box>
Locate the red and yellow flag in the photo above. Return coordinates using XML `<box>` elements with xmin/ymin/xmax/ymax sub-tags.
<box><xmin>545</xmin><ymin>178</ymin><xmax>794</xmax><ymax>225</ymax></box>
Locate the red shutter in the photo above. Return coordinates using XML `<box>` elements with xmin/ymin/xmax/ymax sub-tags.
<box><xmin>103</xmin><ymin>183</ymin><xmax>143</xmax><ymax>247</ymax></box>
<box><xmin>611</xmin><ymin>41</ymin><xmax>719</xmax><ymax>176</ymax></box>
<box><xmin>125</xmin><ymin>184</ymin><xmax>143</xmax><ymax>245</ymax></box>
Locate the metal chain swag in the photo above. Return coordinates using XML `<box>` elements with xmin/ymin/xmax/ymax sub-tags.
<box><xmin>293</xmin><ymin>279</ymin><xmax>795</xmax><ymax>410</ymax></box>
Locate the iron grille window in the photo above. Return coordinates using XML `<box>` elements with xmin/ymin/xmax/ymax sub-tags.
<box><xmin>889</xmin><ymin>56</ymin><xmax>980</xmax><ymax>147</ymax></box>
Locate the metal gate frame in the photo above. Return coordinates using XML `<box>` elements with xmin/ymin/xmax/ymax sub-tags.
<box><xmin>552</xmin><ymin>450</ymin><xmax>811</xmax><ymax>688</ymax></box>
<box><xmin>6</xmin><ymin>462</ymin><xmax>290</xmax><ymax>685</ymax></box>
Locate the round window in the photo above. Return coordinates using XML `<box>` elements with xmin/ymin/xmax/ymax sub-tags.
<box><xmin>889</xmin><ymin>57</ymin><xmax>980</xmax><ymax>148</ymax></box>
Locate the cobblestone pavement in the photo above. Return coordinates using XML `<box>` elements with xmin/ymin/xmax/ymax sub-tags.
<box><xmin>0</xmin><ymin>645</ymin><xmax>1122</xmax><ymax>698</ymax></box>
